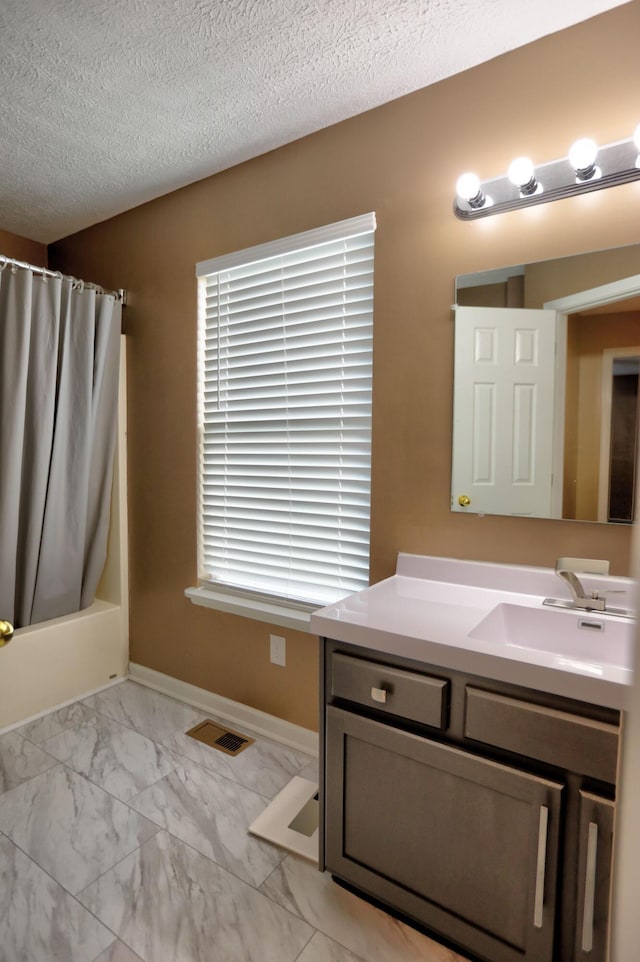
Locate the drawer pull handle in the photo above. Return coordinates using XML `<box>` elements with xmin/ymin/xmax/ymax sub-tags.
<box><xmin>534</xmin><ymin>805</ymin><xmax>549</xmax><ymax>929</ymax></box>
<box><xmin>581</xmin><ymin>821</ymin><xmax>598</xmax><ymax>952</ymax></box>
<box><xmin>371</xmin><ymin>687</ymin><xmax>388</xmax><ymax>704</ymax></box>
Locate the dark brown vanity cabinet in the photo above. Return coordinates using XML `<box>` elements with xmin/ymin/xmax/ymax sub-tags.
<box><xmin>320</xmin><ymin>641</ymin><xmax>620</xmax><ymax>962</ymax></box>
<box><xmin>326</xmin><ymin>706</ymin><xmax>563</xmax><ymax>962</ymax></box>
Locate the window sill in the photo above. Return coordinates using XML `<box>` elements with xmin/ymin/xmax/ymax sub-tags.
<box><xmin>184</xmin><ymin>585</ymin><xmax>317</xmax><ymax>633</ymax></box>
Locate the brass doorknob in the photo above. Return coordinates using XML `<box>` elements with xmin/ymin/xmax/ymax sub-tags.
<box><xmin>0</xmin><ymin>619</ymin><xmax>14</xmax><ymax>647</ymax></box>
<box><xmin>458</xmin><ymin>494</ymin><xmax>471</xmax><ymax>507</ymax></box>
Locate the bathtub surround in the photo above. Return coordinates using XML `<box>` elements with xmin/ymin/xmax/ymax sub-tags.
<box><xmin>0</xmin><ymin>600</ymin><xmax>129</xmax><ymax>730</ymax></box>
<box><xmin>0</xmin><ymin>680</ymin><xmax>463</xmax><ymax>961</ymax></box>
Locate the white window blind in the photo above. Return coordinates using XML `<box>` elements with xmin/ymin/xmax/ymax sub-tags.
<box><xmin>196</xmin><ymin>212</ymin><xmax>375</xmax><ymax>608</ymax></box>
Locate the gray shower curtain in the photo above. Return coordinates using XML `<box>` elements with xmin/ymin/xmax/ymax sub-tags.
<box><xmin>0</xmin><ymin>265</ymin><xmax>121</xmax><ymax>629</ymax></box>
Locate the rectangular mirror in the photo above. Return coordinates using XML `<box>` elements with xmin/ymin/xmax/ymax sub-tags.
<box><xmin>453</xmin><ymin>244</ymin><xmax>640</xmax><ymax>523</ymax></box>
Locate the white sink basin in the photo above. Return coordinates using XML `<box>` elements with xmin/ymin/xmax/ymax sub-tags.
<box><xmin>469</xmin><ymin>603</ymin><xmax>635</xmax><ymax>669</ymax></box>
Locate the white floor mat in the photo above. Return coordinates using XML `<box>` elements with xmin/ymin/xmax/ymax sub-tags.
<box><xmin>249</xmin><ymin>776</ymin><xmax>319</xmax><ymax>863</ymax></box>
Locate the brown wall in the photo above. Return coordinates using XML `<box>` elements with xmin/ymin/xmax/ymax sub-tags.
<box><xmin>0</xmin><ymin>228</ymin><xmax>47</xmax><ymax>268</ymax></box>
<box><xmin>49</xmin><ymin>2</ymin><xmax>640</xmax><ymax>731</ymax></box>
<box><xmin>524</xmin><ymin>246</ymin><xmax>640</xmax><ymax>309</ymax></box>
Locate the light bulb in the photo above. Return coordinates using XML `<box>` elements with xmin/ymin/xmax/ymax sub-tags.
<box><xmin>456</xmin><ymin>172</ymin><xmax>485</xmax><ymax>209</ymax></box>
<box><xmin>507</xmin><ymin>156</ymin><xmax>538</xmax><ymax>195</ymax></box>
<box><xmin>569</xmin><ymin>137</ymin><xmax>598</xmax><ymax>179</ymax></box>
<box><xmin>456</xmin><ymin>172</ymin><xmax>480</xmax><ymax>201</ymax></box>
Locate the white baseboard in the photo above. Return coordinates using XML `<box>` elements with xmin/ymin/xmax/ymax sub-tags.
<box><xmin>128</xmin><ymin>663</ymin><xmax>319</xmax><ymax>756</ymax></box>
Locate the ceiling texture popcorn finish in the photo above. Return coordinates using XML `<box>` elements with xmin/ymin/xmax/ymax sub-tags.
<box><xmin>0</xmin><ymin>0</ymin><xmax>630</xmax><ymax>243</ymax></box>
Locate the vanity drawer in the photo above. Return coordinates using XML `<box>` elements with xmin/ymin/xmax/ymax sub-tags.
<box><xmin>464</xmin><ymin>687</ymin><xmax>619</xmax><ymax>784</ymax></box>
<box><xmin>330</xmin><ymin>652</ymin><xmax>448</xmax><ymax>729</ymax></box>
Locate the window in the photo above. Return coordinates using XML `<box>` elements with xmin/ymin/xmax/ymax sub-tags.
<box><xmin>194</xmin><ymin>212</ymin><xmax>375</xmax><ymax>613</ymax></box>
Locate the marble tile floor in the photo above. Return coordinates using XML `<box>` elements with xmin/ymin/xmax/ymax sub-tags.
<box><xmin>0</xmin><ymin>679</ymin><xmax>468</xmax><ymax>962</ymax></box>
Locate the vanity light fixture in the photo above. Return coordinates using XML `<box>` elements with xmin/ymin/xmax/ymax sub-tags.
<box><xmin>454</xmin><ymin>127</ymin><xmax>640</xmax><ymax>219</ymax></box>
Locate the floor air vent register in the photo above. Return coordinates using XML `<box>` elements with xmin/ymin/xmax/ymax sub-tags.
<box><xmin>186</xmin><ymin>720</ymin><xmax>255</xmax><ymax>756</ymax></box>
<box><xmin>186</xmin><ymin>718</ymin><xmax>320</xmax><ymax>862</ymax></box>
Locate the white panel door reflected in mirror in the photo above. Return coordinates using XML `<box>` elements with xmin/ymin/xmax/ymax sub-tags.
<box><xmin>453</xmin><ymin>245</ymin><xmax>640</xmax><ymax>523</ymax></box>
<box><xmin>452</xmin><ymin>306</ymin><xmax>557</xmax><ymax>518</ymax></box>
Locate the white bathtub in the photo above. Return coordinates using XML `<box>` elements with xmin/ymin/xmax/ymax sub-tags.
<box><xmin>0</xmin><ymin>601</ymin><xmax>128</xmax><ymax>730</ymax></box>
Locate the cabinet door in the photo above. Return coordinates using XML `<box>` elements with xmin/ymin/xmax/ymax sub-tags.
<box><xmin>574</xmin><ymin>791</ymin><xmax>615</xmax><ymax>962</ymax></box>
<box><xmin>325</xmin><ymin>706</ymin><xmax>563</xmax><ymax>962</ymax></box>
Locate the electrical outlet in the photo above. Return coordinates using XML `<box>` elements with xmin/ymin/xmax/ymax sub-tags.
<box><xmin>270</xmin><ymin>633</ymin><xmax>286</xmax><ymax>667</ymax></box>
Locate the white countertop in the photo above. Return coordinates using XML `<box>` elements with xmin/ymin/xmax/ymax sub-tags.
<box><xmin>310</xmin><ymin>554</ymin><xmax>637</xmax><ymax>711</ymax></box>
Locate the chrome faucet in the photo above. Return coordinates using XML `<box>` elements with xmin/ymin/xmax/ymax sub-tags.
<box><xmin>553</xmin><ymin>557</ymin><xmax>610</xmax><ymax>611</ymax></box>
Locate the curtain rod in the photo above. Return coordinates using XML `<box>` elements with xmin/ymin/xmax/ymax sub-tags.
<box><xmin>0</xmin><ymin>254</ymin><xmax>127</xmax><ymax>305</ymax></box>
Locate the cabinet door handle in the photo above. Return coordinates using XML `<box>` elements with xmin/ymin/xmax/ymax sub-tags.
<box><xmin>370</xmin><ymin>687</ymin><xmax>387</xmax><ymax>704</ymax></box>
<box><xmin>533</xmin><ymin>805</ymin><xmax>549</xmax><ymax>929</ymax></box>
<box><xmin>581</xmin><ymin>821</ymin><xmax>598</xmax><ymax>953</ymax></box>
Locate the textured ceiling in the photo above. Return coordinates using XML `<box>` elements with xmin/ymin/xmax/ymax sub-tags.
<box><xmin>0</xmin><ymin>0</ymin><xmax>630</xmax><ymax>244</ymax></box>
